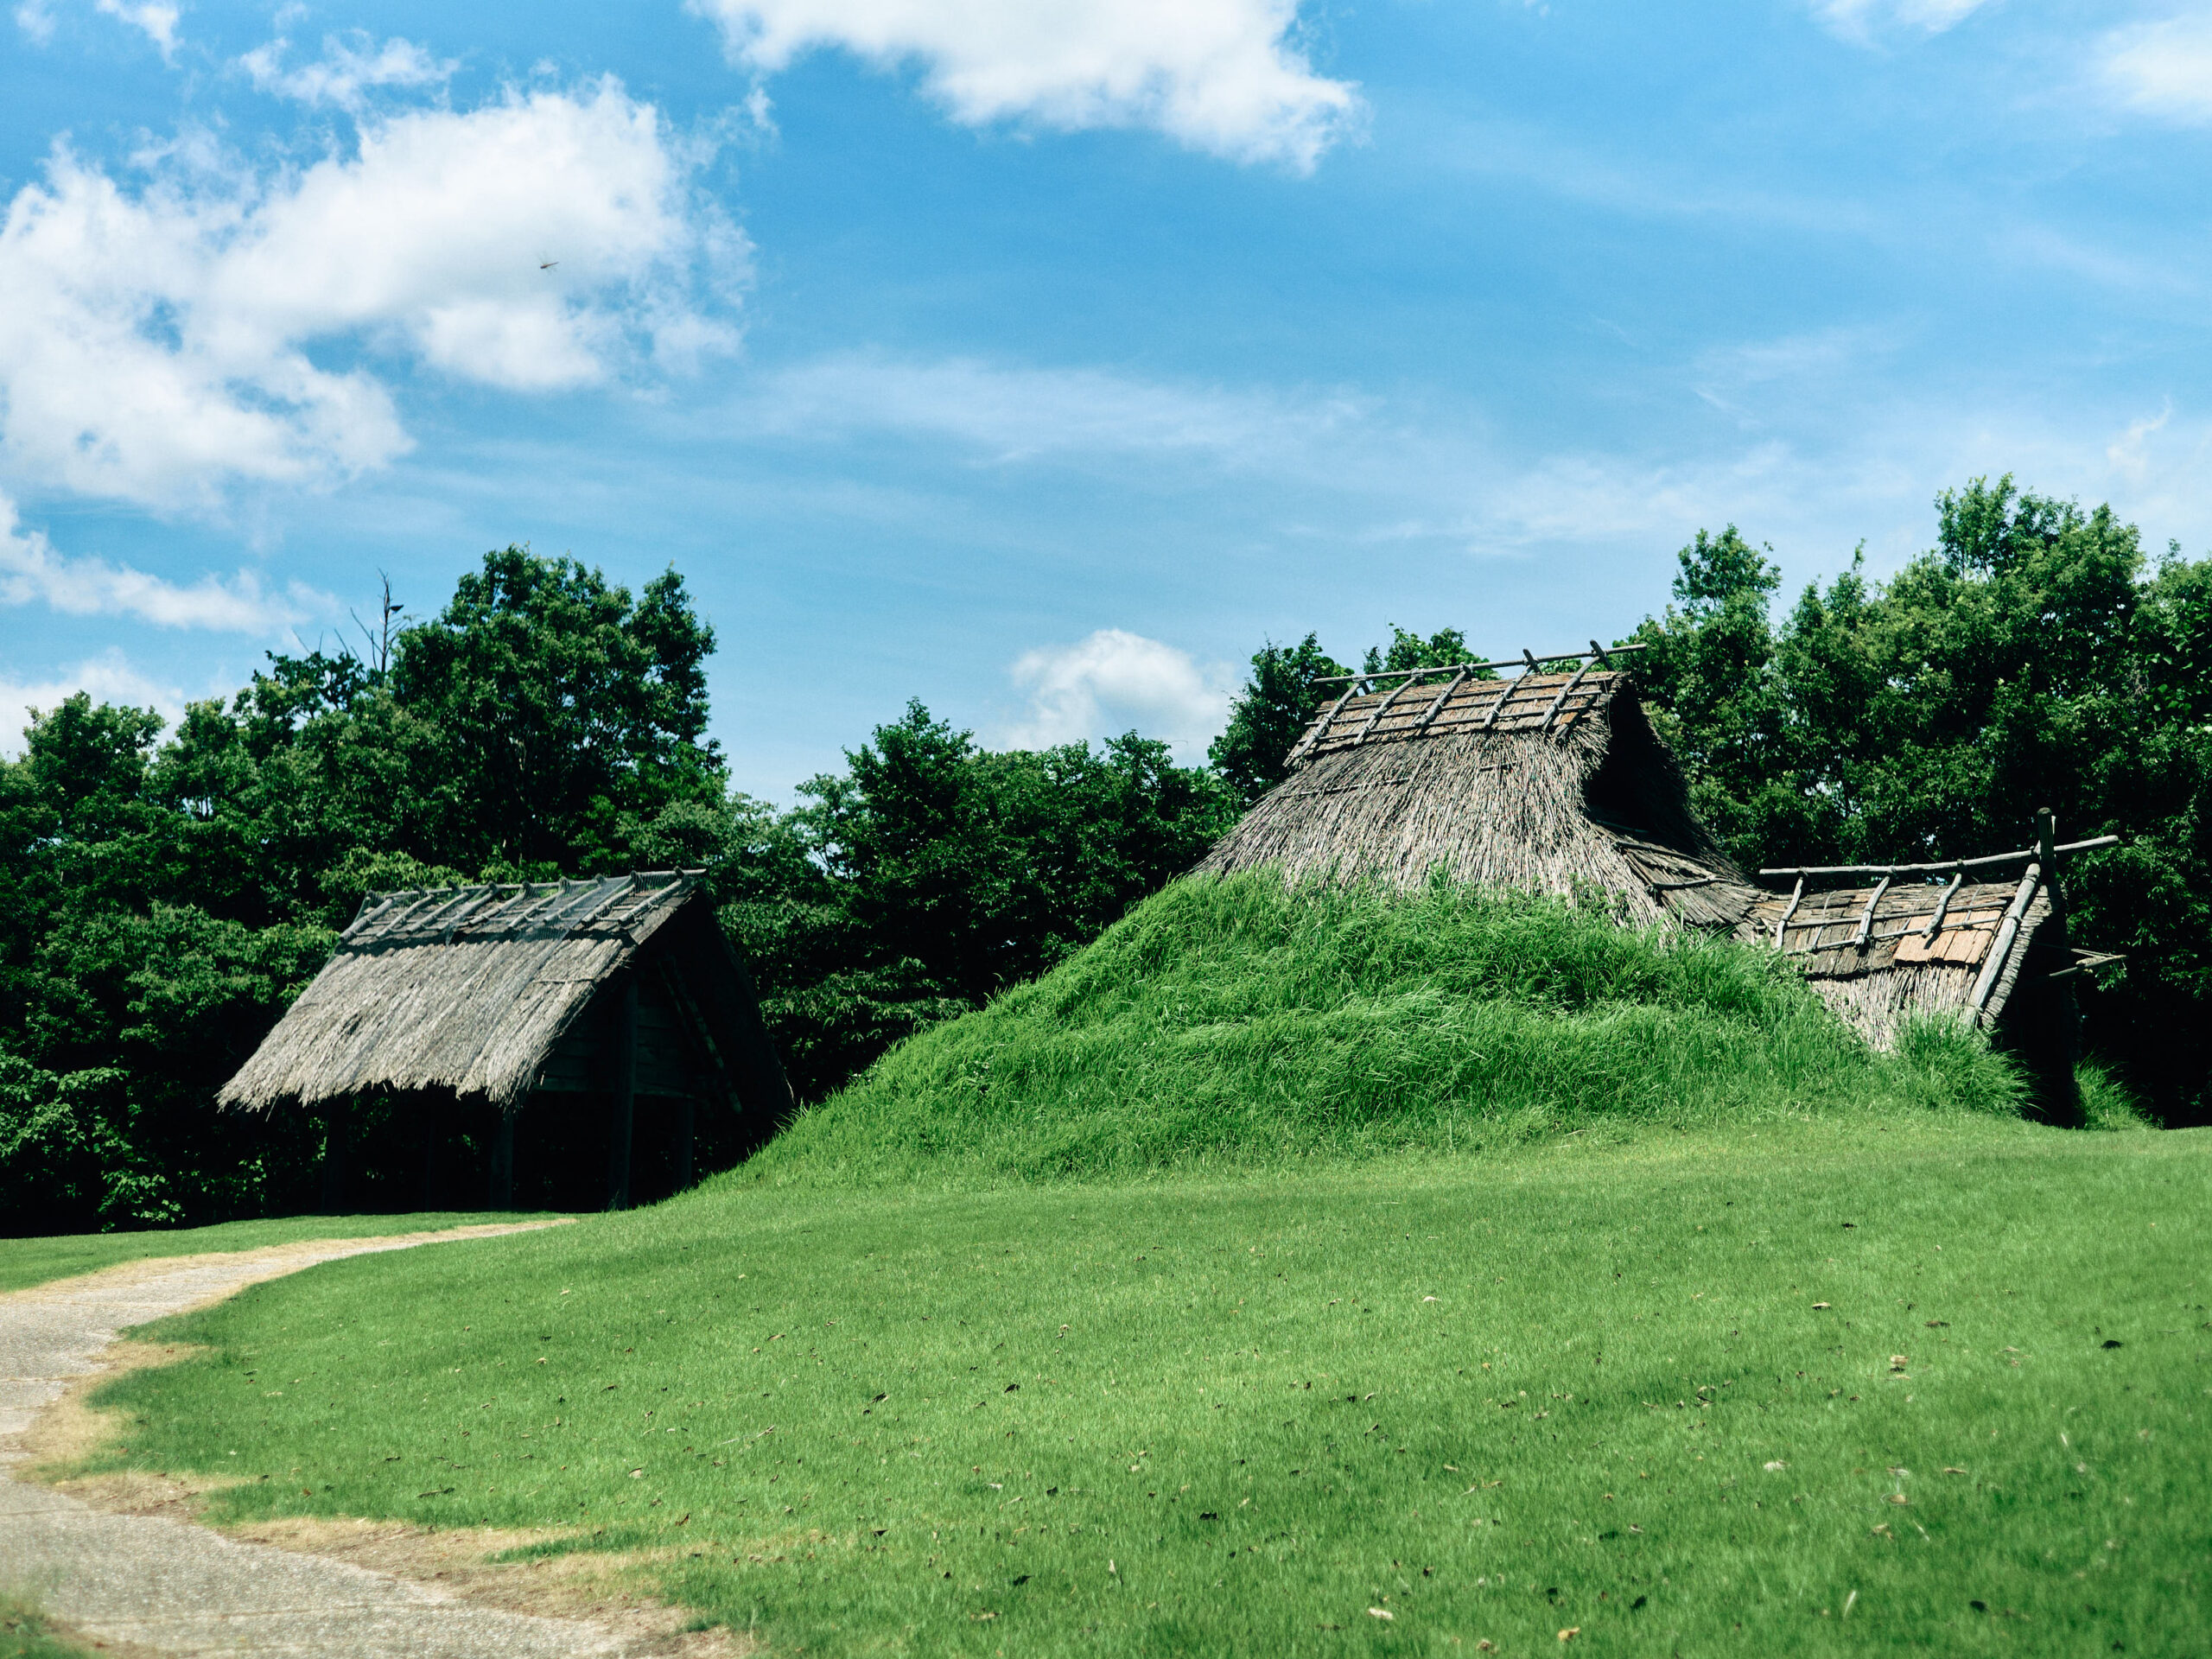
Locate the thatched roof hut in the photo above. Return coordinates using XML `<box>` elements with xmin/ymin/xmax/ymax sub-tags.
<box><xmin>1748</xmin><ymin>823</ymin><xmax>2117</xmax><ymax>1117</ymax></box>
<box><xmin>219</xmin><ymin>871</ymin><xmax>792</xmax><ymax>1206</ymax></box>
<box><xmin>1192</xmin><ymin>649</ymin><xmax>2115</xmax><ymax>1122</ymax></box>
<box><xmin>1193</xmin><ymin>647</ymin><xmax>1764</xmax><ymax>930</ymax></box>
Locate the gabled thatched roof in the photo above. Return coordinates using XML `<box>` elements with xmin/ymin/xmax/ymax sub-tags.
<box><xmin>219</xmin><ymin>871</ymin><xmax>766</xmax><ymax>1113</ymax></box>
<box><xmin>1743</xmin><ymin>833</ymin><xmax>2115</xmax><ymax>1051</ymax></box>
<box><xmin>1193</xmin><ymin>658</ymin><xmax>1763</xmax><ymax>929</ymax></box>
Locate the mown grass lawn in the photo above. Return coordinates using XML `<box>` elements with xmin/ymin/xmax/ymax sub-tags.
<box><xmin>0</xmin><ymin>1212</ymin><xmax>541</xmax><ymax>1295</ymax></box>
<box><xmin>86</xmin><ymin>1119</ymin><xmax>2210</xmax><ymax>1656</ymax></box>
<box><xmin>0</xmin><ymin>1592</ymin><xmax>92</xmax><ymax>1659</ymax></box>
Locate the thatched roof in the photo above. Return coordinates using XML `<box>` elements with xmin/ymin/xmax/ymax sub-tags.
<box><xmin>1193</xmin><ymin>658</ymin><xmax>1762</xmax><ymax>930</ymax></box>
<box><xmin>219</xmin><ymin>871</ymin><xmax>772</xmax><ymax>1113</ymax></box>
<box><xmin>1743</xmin><ymin>833</ymin><xmax>2115</xmax><ymax>1050</ymax></box>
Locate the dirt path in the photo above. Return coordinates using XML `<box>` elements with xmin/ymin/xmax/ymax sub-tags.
<box><xmin>0</xmin><ymin>1224</ymin><xmax>741</xmax><ymax>1657</ymax></box>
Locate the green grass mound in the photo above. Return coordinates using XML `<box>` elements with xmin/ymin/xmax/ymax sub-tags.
<box><xmin>745</xmin><ymin>874</ymin><xmax>2025</xmax><ymax>1185</ymax></box>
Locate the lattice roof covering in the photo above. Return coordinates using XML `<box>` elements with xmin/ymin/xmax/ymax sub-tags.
<box><xmin>1746</xmin><ymin>877</ymin><xmax>2027</xmax><ymax>979</ymax></box>
<box><xmin>1288</xmin><ymin>669</ymin><xmax>1626</xmax><ymax>765</ymax></box>
<box><xmin>340</xmin><ymin>871</ymin><xmax>696</xmax><ymax>952</ymax></box>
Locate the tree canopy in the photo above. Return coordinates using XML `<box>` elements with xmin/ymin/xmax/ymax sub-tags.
<box><xmin>5</xmin><ymin>481</ymin><xmax>2207</xmax><ymax>1233</ymax></box>
<box><xmin>1632</xmin><ymin>480</ymin><xmax>2210</xmax><ymax>1125</ymax></box>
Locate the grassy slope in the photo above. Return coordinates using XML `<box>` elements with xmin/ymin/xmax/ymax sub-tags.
<box><xmin>88</xmin><ymin>1122</ymin><xmax>2209</xmax><ymax>1656</ymax></box>
<box><xmin>749</xmin><ymin>876</ymin><xmax>2025</xmax><ymax>1185</ymax></box>
<box><xmin>0</xmin><ymin>1213</ymin><xmax>538</xmax><ymax>1295</ymax></box>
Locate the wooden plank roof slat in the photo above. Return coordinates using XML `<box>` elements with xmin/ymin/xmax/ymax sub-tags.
<box><xmin>1852</xmin><ymin>874</ymin><xmax>1892</xmax><ymax>949</ymax></box>
<box><xmin>1538</xmin><ymin>658</ymin><xmax>1598</xmax><ymax>734</ymax></box>
<box><xmin>1922</xmin><ymin>869</ymin><xmax>1964</xmax><ymax>938</ymax></box>
<box><xmin>1351</xmin><ymin>671</ymin><xmax>1423</xmax><ymax>746</ymax></box>
<box><xmin>1410</xmin><ymin>665</ymin><xmax>1471</xmax><ymax>735</ymax></box>
<box><xmin>1773</xmin><ymin>874</ymin><xmax>1804</xmax><ymax>949</ymax></box>
<box><xmin>1287</xmin><ymin>682</ymin><xmax>1361</xmax><ymax>766</ymax></box>
<box><xmin>1968</xmin><ymin>863</ymin><xmax>2041</xmax><ymax>1025</ymax></box>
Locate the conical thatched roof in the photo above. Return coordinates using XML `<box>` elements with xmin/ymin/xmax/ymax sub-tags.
<box><xmin>1193</xmin><ymin>656</ymin><xmax>1762</xmax><ymax>930</ymax></box>
<box><xmin>219</xmin><ymin>871</ymin><xmax>785</xmax><ymax>1114</ymax></box>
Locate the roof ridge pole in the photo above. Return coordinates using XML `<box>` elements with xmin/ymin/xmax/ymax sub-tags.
<box><xmin>1773</xmin><ymin>874</ymin><xmax>1805</xmax><ymax>950</ymax></box>
<box><xmin>1411</xmin><ymin>665</ymin><xmax>1472</xmax><ymax>734</ymax></box>
<box><xmin>1758</xmin><ymin>836</ymin><xmax>2118</xmax><ymax>880</ymax></box>
<box><xmin>1351</xmin><ymin>668</ymin><xmax>1426</xmax><ymax>745</ymax></box>
<box><xmin>1968</xmin><ymin>858</ymin><xmax>2043</xmax><ymax>1025</ymax></box>
<box><xmin>1921</xmin><ymin>868</ymin><xmax>1964</xmax><ymax>939</ymax></box>
<box><xmin>1287</xmin><ymin>682</ymin><xmax>1361</xmax><ymax>766</ymax></box>
<box><xmin>1851</xmin><ymin>874</ymin><xmax>1892</xmax><ymax>949</ymax></box>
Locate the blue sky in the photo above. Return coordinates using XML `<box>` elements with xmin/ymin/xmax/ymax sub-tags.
<box><xmin>3</xmin><ymin>0</ymin><xmax>2209</xmax><ymax>798</ymax></box>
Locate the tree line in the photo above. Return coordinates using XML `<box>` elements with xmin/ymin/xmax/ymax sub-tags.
<box><xmin>3</xmin><ymin>478</ymin><xmax>2206</xmax><ymax>1231</ymax></box>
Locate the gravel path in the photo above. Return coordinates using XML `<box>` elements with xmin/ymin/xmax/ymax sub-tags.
<box><xmin>0</xmin><ymin>1226</ymin><xmax>692</xmax><ymax>1657</ymax></box>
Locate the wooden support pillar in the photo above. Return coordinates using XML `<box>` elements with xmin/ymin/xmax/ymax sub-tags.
<box><xmin>320</xmin><ymin>1097</ymin><xmax>351</xmax><ymax>1215</ymax></box>
<box><xmin>421</xmin><ymin>1096</ymin><xmax>443</xmax><ymax>1211</ymax></box>
<box><xmin>491</xmin><ymin>1109</ymin><xmax>516</xmax><ymax>1210</ymax></box>
<box><xmin>676</xmin><ymin>1092</ymin><xmax>696</xmax><ymax>1192</ymax></box>
<box><xmin>2037</xmin><ymin>806</ymin><xmax>2085</xmax><ymax>1128</ymax></box>
<box><xmin>607</xmin><ymin>975</ymin><xmax>638</xmax><ymax>1211</ymax></box>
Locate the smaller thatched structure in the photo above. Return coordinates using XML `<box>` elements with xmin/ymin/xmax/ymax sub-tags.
<box><xmin>1192</xmin><ymin>646</ymin><xmax>1764</xmax><ymax>929</ymax></box>
<box><xmin>219</xmin><ymin>871</ymin><xmax>791</xmax><ymax>1208</ymax></box>
<box><xmin>1747</xmin><ymin>822</ymin><xmax>2118</xmax><ymax>1116</ymax></box>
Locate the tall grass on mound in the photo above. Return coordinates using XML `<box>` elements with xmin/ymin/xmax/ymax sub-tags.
<box><xmin>744</xmin><ymin>874</ymin><xmax>2024</xmax><ymax>1185</ymax></box>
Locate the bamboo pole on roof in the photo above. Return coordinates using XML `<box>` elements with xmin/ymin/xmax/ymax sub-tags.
<box><xmin>1968</xmin><ymin>864</ymin><xmax>2042</xmax><ymax>1025</ymax></box>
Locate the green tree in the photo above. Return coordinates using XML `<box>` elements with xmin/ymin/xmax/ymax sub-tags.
<box><xmin>1639</xmin><ymin>480</ymin><xmax>2212</xmax><ymax>1124</ymax></box>
<box><xmin>1360</xmin><ymin>623</ymin><xmax>1478</xmax><ymax>679</ymax></box>
<box><xmin>388</xmin><ymin>549</ymin><xmax>724</xmax><ymax>876</ymax></box>
<box><xmin>731</xmin><ymin>702</ymin><xmax>1236</xmax><ymax>1097</ymax></box>
<box><xmin>1208</xmin><ymin>635</ymin><xmax>1350</xmax><ymax>805</ymax></box>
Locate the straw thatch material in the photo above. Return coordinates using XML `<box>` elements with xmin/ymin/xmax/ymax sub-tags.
<box><xmin>218</xmin><ymin>871</ymin><xmax>791</xmax><ymax>1120</ymax></box>
<box><xmin>1742</xmin><ymin>876</ymin><xmax>2054</xmax><ymax>1050</ymax></box>
<box><xmin>1194</xmin><ymin>669</ymin><xmax>1763</xmax><ymax>929</ymax></box>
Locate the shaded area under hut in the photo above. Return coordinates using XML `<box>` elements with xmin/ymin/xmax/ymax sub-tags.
<box><xmin>218</xmin><ymin>871</ymin><xmax>793</xmax><ymax>1211</ymax></box>
<box><xmin>1193</xmin><ymin>645</ymin><xmax>1766</xmax><ymax>929</ymax></box>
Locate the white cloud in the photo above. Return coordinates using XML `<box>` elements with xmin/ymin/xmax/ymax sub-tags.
<box><xmin>241</xmin><ymin>33</ymin><xmax>455</xmax><ymax>111</ymax></box>
<box><xmin>2101</xmin><ymin>13</ymin><xmax>2212</xmax><ymax>122</ymax></box>
<box><xmin>690</xmin><ymin>0</ymin><xmax>1360</xmax><ymax>168</ymax></box>
<box><xmin>94</xmin><ymin>0</ymin><xmax>176</xmax><ymax>56</ymax></box>
<box><xmin>1004</xmin><ymin>628</ymin><xmax>1234</xmax><ymax>761</ymax></box>
<box><xmin>0</xmin><ymin>650</ymin><xmax>193</xmax><ymax>758</ymax></box>
<box><xmin>2107</xmin><ymin>402</ymin><xmax>2173</xmax><ymax>481</ymax></box>
<box><xmin>748</xmin><ymin>352</ymin><xmax>1363</xmax><ymax>466</ymax></box>
<box><xmin>14</xmin><ymin>0</ymin><xmax>178</xmax><ymax>53</ymax></box>
<box><xmin>1811</xmin><ymin>0</ymin><xmax>1991</xmax><ymax>43</ymax></box>
<box><xmin>0</xmin><ymin>79</ymin><xmax>742</xmax><ymax>509</ymax></box>
<box><xmin>0</xmin><ymin>490</ymin><xmax>326</xmax><ymax>630</ymax></box>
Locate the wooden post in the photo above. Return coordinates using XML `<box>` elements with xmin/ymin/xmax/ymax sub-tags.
<box><xmin>320</xmin><ymin>1097</ymin><xmax>351</xmax><ymax>1215</ymax></box>
<box><xmin>422</xmin><ymin>1096</ymin><xmax>442</xmax><ymax>1211</ymax></box>
<box><xmin>2037</xmin><ymin>807</ymin><xmax>2085</xmax><ymax>1122</ymax></box>
<box><xmin>607</xmin><ymin>975</ymin><xmax>638</xmax><ymax>1211</ymax></box>
<box><xmin>491</xmin><ymin>1109</ymin><xmax>516</xmax><ymax>1210</ymax></box>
